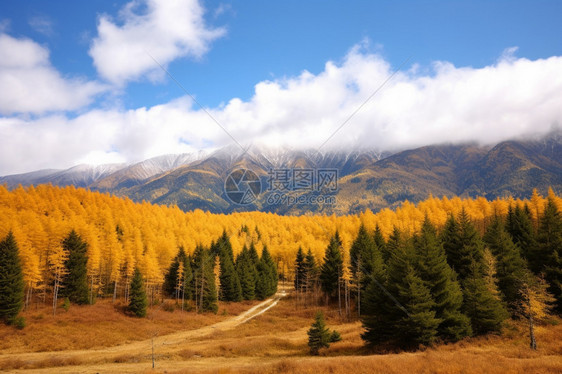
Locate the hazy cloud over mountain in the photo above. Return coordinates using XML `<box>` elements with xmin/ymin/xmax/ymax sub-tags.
<box><xmin>1</xmin><ymin>0</ymin><xmax>561</xmax><ymax>176</ymax></box>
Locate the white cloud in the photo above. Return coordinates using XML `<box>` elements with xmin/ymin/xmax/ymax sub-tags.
<box><xmin>89</xmin><ymin>0</ymin><xmax>225</xmax><ymax>85</ymax></box>
<box><xmin>28</xmin><ymin>15</ymin><xmax>54</xmax><ymax>36</ymax></box>
<box><xmin>0</xmin><ymin>33</ymin><xmax>106</xmax><ymax>115</ymax></box>
<box><xmin>1</xmin><ymin>45</ymin><xmax>562</xmax><ymax>175</ymax></box>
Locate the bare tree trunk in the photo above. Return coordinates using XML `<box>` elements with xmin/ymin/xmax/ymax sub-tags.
<box><xmin>357</xmin><ymin>276</ymin><xmax>361</xmax><ymax>317</ymax></box>
<box><xmin>344</xmin><ymin>279</ymin><xmax>349</xmax><ymax>318</ymax></box>
<box><xmin>529</xmin><ymin>312</ymin><xmax>537</xmax><ymax>350</ymax></box>
<box><xmin>112</xmin><ymin>281</ymin><xmax>118</xmax><ymax>303</ymax></box>
<box><xmin>337</xmin><ymin>272</ymin><xmax>342</xmax><ymax>316</ymax></box>
<box><xmin>52</xmin><ymin>277</ymin><xmax>59</xmax><ymax>316</ymax></box>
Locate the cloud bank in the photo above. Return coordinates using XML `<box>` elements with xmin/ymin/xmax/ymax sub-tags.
<box><xmin>89</xmin><ymin>0</ymin><xmax>225</xmax><ymax>85</ymax></box>
<box><xmin>0</xmin><ymin>34</ymin><xmax>105</xmax><ymax>115</ymax></box>
<box><xmin>1</xmin><ymin>42</ymin><xmax>562</xmax><ymax>175</ymax></box>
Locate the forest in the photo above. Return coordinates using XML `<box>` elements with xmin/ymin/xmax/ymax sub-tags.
<box><xmin>1</xmin><ymin>184</ymin><xmax>562</xmax><ymax>350</ymax></box>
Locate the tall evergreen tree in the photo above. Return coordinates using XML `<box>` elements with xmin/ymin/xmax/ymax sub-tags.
<box><xmin>304</xmin><ymin>249</ymin><xmax>318</xmax><ymax>294</ymax></box>
<box><xmin>217</xmin><ymin>233</ymin><xmax>242</xmax><ymax>302</ymax></box>
<box><xmin>363</xmin><ymin>233</ymin><xmax>440</xmax><ymax>348</ymax></box>
<box><xmin>192</xmin><ymin>245</ymin><xmax>218</xmax><ymax>313</ymax></box>
<box><xmin>61</xmin><ymin>230</ymin><xmax>89</xmax><ymax>305</ymax></box>
<box><xmin>360</xmin><ymin>236</ymin><xmax>391</xmax><ymax>345</ymax></box>
<box><xmin>350</xmin><ymin>224</ymin><xmax>376</xmax><ymax>289</ymax></box>
<box><xmin>261</xmin><ymin>245</ymin><xmax>278</xmax><ymax>296</ymax></box>
<box><xmin>384</xmin><ymin>226</ymin><xmax>401</xmax><ymax>263</ymax></box>
<box><xmin>414</xmin><ymin>218</ymin><xmax>471</xmax><ymax>341</ymax></box>
<box><xmin>236</xmin><ymin>246</ymin><xmax>256</xmax><ymax>300</ymax></box>
<box><xmin>294</xmin><ymin>246</ymin><xmax>306</xmax><ymax>291</ymax></box>
<box><xmin>163</xmin><ymin>247</ymin><xmax>188</xmax><ymax>298</ymax></box>
<box><xmin>483</xmin><ymin>217</ymin><xmax>527</xmax><ymax>309</ymax></box>
<box><xmin>182</xmin><ymin>256</ymin><xmax>194</xmax><ymax>302</ymax></box>
<box><xmin>442</xmin><ymin>210</ymin><xmax>485</xmax><ymax>281</ymax></box>
<box><xmin>395</xmin><ymin>264</ymin><xmax>441</xmax><ymax>348</ymax></box>
<box><xmin>506</xmin><ymin>204</ymin><xmax>537</xmax><ymax>263</ymax></box>
<box><xmin>0</xmin><ymin>232</ymin><xmax>24</xmax><ymax>324</ymax></box>
<box><xmin>129</xmin><ymin>267</ymin><xmax>147</xmax><ymax>317</ymax></box>
<box><xmin>462</xmin><ymin>263</ymin><xmax>508</xmax><ymax>335</ymax></box>
<box><xmin>535</xmin><ymin>198</ymin><xmax>562</xmax><ymax>311</ymax></box>
<box><xmin>320</xmin><ymin>232</ymin><xmax>343</xmax><ymax>300</ymax></box>
<box><xmin>373</xmin><ymin>224</ymin><xmax>387</xmax><ymax>260</ymax></box>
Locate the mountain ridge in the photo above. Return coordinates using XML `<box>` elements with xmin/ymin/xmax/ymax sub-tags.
<box><xmin>2</xmin><ymin>134</ymin><xmax>561</xmax><ymax>215</ymax></box>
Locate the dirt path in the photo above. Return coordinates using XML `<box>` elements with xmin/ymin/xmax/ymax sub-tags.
<box><xmin>1</xmin><ymin>289</ymin><xmax>288</xmax><ymax>373</ymax></box>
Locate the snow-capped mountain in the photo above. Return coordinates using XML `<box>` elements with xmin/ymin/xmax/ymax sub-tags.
<box><xmin>1</xmin><ymin>133</ymin><xmax>561</xmax><ymax>215</ymax></box>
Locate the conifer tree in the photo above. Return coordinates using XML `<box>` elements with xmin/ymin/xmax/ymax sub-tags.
<box><xmin>219</xmin><ymin>250</ymin><xmax>242</xmax><ymax>302</ymax></box>
<box><xmin>363</xmin><ymin>233</ymin><xmax>441</xmax><ymax>348</ymax></box>
<box><xmin>483</xmin><ymin>217</ymin><xmax>527</xmax><ymax>308</ymax></box>
<box><xmin>395</xmin><ymin>264</ymin><xmax>441</xmax><ymax>347</ymax></box>
<box><xmin>441</xmin><ymin>210</ymin><xmax>485</xmax><ymax>281</ymax></box>
<box><xmin>163</xmin><ymin>247</ymin><xmax>188</xmax><ymax>298</ymax></box>
<box><xmin>129</xmin><ymin>267</ymin><xmax>147</xmax><ymax>317</ymax></box>
<box><xmin>61</xmin><ymin>230</ymin><xmax>89</xmax><ymax>305</ymax></box>
<box><xmin>535</xmin><ymin>198</ymin><xmax>562</xmax><ymax>311</ymax></box>
<box><xmin>307</xmin><ymin>311</ymin><xmax>332</xmax><ymax>355</ymax></box>
<box><xmin>373</xmin><ymin>224</ymin><xmax>387</xmax><ymax>259</ymax></box>
<box><xmin>384</xmin><ymin>226</ymin><xmax>401</xmax><ymax>263</ymax></box>
<box><xmin>294</xmin><ymin>247</ymin><xmax>306</xmax><ymax>291</ymax></box>
<box><xmin>192</xmin><ymin>245</ymin><xmax>218</xmax><ymax>313</ymax></box>
<box><xmin>304</xmin><ymin>249</ymin><xmax>318</xmax><ymax>293</ymax></box>
<box><xmin>320</xmin><ymin>232</ymin><xmax>343</xmax><ymax>300</ymax></box>
<box><xmin>236</xmin><ymin>246</ymin><xmax>256</xmax><ymax>300</ymax></box>
<box><xmin>350</xmin><ymin>224</ymin><xmax>376</xmax><ymax>289</ymax></box>
<box><xmin>361</xmin><ymin>239</ymin><xmax>392</xmax><ymax>345</ymax></box>
<box><xmin>506</xmin><ymin>204</ymin><xmax>537</xmax><ymax>262</ymax></box>
<box><xmin>182</xmin><ymin>257</ymin><xmax>194</xmax><ymax>303</ymax></box>
<box><xmin>462</xmin><ymin>264</ymin><xmax>508</xmax><ymax>335</ymax></box>
<box><xmin>256</xmin><ymin>245</ymin><xmax>277</xmax><ymax>299</ymax></box>
<box><xmin>215</xmin><ymin>231</ymin><xmax>241</xmax><ymax>302</ymax></box>
<box><xmin>414</xmin><ymin>218</ymin><xmax>471</xmax><ymax>341</ymax></box>
<box><xmin>0</xmin><ymin>232</ymin><xmax>24</xmax><ymax>324</ymax></box>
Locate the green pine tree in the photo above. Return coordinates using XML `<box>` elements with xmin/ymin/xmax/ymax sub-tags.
<box><xmin>395</xmin><ymin>264</ymin><xmax>441</xmax><ymax>348</ymax></box>
<box><xmin>350</xmin><ymin>224</ymin><xmax>377</xmax><ymax>290</ymax></box>
<box><xmin>384</xmin><ymin>226</ymin><xmax>402</xmax><ymax>264</ymax></box>
<box><xmin>483</xmin><ymin>217</ymin><xmax>528</xmax><ymax>309</ymax></box>
<box><xmin>0</xmin><ymin>232</ymin><xmax>25</xmax><ymax>325</ymax></box>
<box><xmin>236</xmin><ymin>246</ymin><xmax>256</xmax><ymax>300</ymax></box>
<box><xmin>373</xmin><ymin>224</ymin><xmax>387</xmax><ymax>260</ymax></box>
<box><xmin>442</xmin><ymin>210</ymin><xmax>485</xmax><ymax>281</ymax></box>
<box><xmin>256</xmin><ymin>245</ymin><xmax>277</xmax><ymax>299</ymax></box>
<box><xmin>294</xmin><ymin>246</ymin><xmax>306</xmax><ymax>291</ymax></box>
<box><xmin>535</xmin><ymin>198</ymin><xmax>562</xmax><ymax>311</ymax></box>
<box><xmin>217</xmin><ymin>233</ymin><xmax>242</xmax><ymax>302</ymax></box>
<box><xmin>61</xmin><ymin>230</ymin><xmax>89</xmax><ymax>305</ymax></box>
<box><xmin>506</xmin><ymin>204</ymin><xmax>537</xmax><ymax>263</ymax></box>
<box><xmin>307</xmin><ymin>311</ymin><xmax>332</xmax><ymax>355</ymax></box>
<box><xmin>360</xmin><ymin>238</ymin><xmax>392</xmax><ymax>346</ymax></box>
<box><xmin>304</xmin><ymin>249</ymin><xmax>318</xmax><ymax>293</ymax></box>
<box><xmin>414</xmin><ymin>217</ymin><xmax>471</xmax><ymax>341</ymax></box>
<box><xmin>129</xmin><ymin>267</ymin><xmax>147</xmax><ymax>317</ymax></box>
<box><xmin>163</xmin><ymin>247</ymin><xmax>188</xmax><ymax>298</ymax></box>
<box><xmin>462</xmin><ymin>265</ymin><xmax>508</xmax><ymax>335</ymax></box>
<box><xmin>192</xmin><ymin>245</ymin><xmax>218</xmax><ymax>313</ymax></box>
<box><xmin>320</xmin><ymin>232</ymin><xmax>344</xmax><ymax>300</ymax></box>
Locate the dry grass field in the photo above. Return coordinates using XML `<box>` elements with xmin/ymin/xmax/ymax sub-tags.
<box><xmin>1</xmin><ymin>289</ymin><xmax>561</xmax><ymax>374</ymax></box>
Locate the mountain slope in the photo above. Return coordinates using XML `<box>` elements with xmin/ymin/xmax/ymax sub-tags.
<box><xmin>2</xmin><ymin>133</ymin><xmax>561</xmax><ymax>214</ymax></box>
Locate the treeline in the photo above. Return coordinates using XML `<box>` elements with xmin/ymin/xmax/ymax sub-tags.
<box><xmin>294</xmin><ymin>200</ymin><xmax>562</xmax><ymax>350</ymax></box>
<box><xmin>0</xmin><ymin>230</ymin><xmax>278</xmax><ymax>324</ymax></box>
<box><xmin>1</xmin><ymin>184</ymin><xmax>561</xmax><ymax>323</ymax></box>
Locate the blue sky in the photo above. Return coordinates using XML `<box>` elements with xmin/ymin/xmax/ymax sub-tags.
<box><xmin>1</xmin><ymin>0</ymin><xmax>562</xmax><ymax>175</ymax></box>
